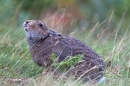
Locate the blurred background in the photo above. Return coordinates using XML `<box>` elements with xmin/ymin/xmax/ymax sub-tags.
<box><xmin>0</xmin><ymin>0</ymin><xmax>130</xmax><ymax>36</ymax></box>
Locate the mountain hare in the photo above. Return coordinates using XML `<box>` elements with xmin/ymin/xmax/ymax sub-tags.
<box><xmin>23</xmin><ymin>20</ymin><xmax>105</xmax><ymax>82</ymax></box>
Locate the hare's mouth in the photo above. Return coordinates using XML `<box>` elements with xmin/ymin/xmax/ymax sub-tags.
<box><xmin>25</xmin><ymin>28</ymin><xmax>28</xmax><ymax>32</ymax></box>
<box><xmin>23</xmin><ymin>26</ymin><xmax>28</xmax><ymax>32</ymax></box>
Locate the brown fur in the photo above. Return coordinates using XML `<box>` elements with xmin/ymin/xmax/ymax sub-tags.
<box><xmin>23</xmin><ymin>20</ymin><xmax>105</xmax><ymax>82</ymax></box>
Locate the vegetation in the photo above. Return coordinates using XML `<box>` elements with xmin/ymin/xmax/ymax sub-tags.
<box><xmin>0</xmin><ymin>0</ymin><xmax>130</xmax><ymax>86</ymax></box>
<box><xmin>52</xmin><ymin>54</ymin><xmax>84</xmax><ymax>72</ymax></box>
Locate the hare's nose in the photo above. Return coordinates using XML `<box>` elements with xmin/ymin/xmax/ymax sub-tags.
<box><xmin>25</xmin><ymin>21</ymin><xmax>29</xmax><ymax>24</ymax></box>
<box><xmin>23</xmin><ymin>22</ymin><xmax>27</xmax><ymax>27</ymax></box>
<box><xmin>23</xmin><ymin>20</ymin><xmax>30</xmax><ymax>26</ymax></box>
<box><xmin>25</xmin><ymin>20</ymin><xmax>31</xmax><ymax>24</ymax></box>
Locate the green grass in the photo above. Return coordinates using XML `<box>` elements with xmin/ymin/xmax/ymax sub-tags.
<box><xmin>0</xmin><ymin>21</ymin><xmax>130</xmax><ymax>86</ymax></box>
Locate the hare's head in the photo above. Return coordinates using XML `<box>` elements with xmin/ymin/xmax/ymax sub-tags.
<box><xmin>23</xmin><ymin>20</ymin><xmax>49</xmax><ymax>39</ymax></box>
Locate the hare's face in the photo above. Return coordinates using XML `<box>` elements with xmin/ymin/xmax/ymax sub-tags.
<box><xmin>23</xmin><ymin>20</ymin><xmax>48</xmax><ymax>39</ymax></box>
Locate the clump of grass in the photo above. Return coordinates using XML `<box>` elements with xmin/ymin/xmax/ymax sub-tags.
<box><xmin>51</xmin><ymin>54</ymin><xmax>83</xmax><ymax>72</ymax></box>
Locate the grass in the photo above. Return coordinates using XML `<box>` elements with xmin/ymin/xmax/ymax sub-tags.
<box><xmin>0</xmin><ymin>33</ymin><xmax>44</xmax><ymax>79</ymax></box>
<box><xmin>0</xmin><ymin>25</ymin><xmax>130</xmax><ymax>86</ymax></box>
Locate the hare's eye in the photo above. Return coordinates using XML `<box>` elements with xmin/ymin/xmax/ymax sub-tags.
<box><xmin>38</xmin><ymin>23</ymin><xmax>43</xmax><ymax>28</ymax></box>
